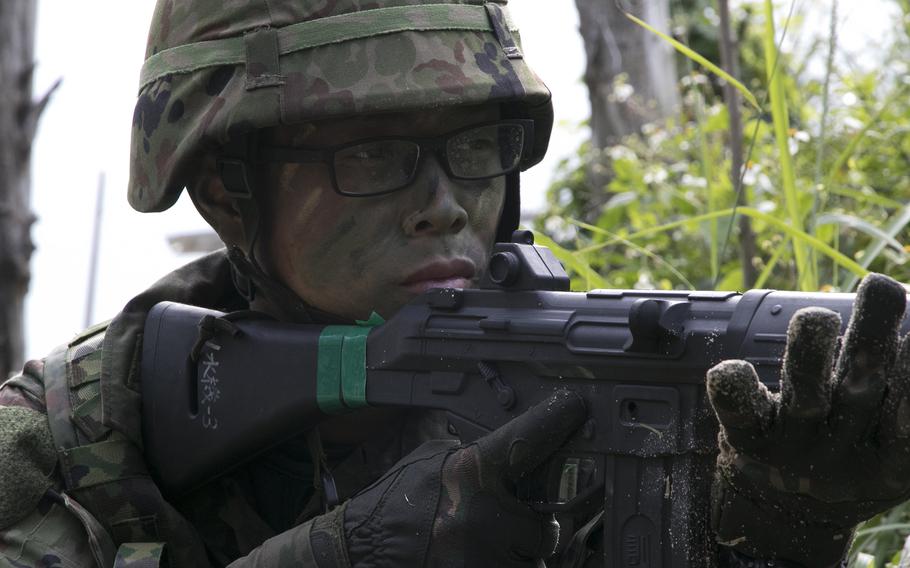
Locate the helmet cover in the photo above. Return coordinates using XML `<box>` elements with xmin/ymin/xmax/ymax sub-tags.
<box><xmin>128</xmin><ymin>0</ymin><xmax>554</xmax><ymax>213</ymax></box>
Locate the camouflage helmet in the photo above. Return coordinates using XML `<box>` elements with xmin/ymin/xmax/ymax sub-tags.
<box><xmin>128</xmin><ymin>0</ymin><xmax>554</xmax><ymax>214</ymax></box>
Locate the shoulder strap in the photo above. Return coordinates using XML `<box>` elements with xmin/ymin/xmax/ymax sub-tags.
<box><xmin>43</xmin><ymin>327</ymin><xmax>211</xmax><ymax>568</ymax></box>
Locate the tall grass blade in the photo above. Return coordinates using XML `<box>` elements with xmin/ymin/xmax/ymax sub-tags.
<box><xmin>587</xmin><ymin>226</ymin><xmax>696</xmax><ymax>290</ymax></box>
<box><xmin>570</xmin><ymin>207</ymin><xmax>869</xmax><ymax>279</ymax></box>
<box><xmin>622</xmin><ymin>11</ymin><xmax>760</xmax><ymax>110</ymax></box>
<box><xmin>532</xmin><ymin>231</ymin><xmax>607</xmax><ymax>290</ymax></box>
<box><xmin>855</xmin><ymin>524</ymin><xmax>910</xmax><ymax>537</ymax></box>
<box><xmin>843</xmin><ymin>204</ymin><xmax>910</xmax><ymax>291</ymax></box>
<box><xmin>754</xmin><ymin>241</ymin><xmax>789</xmax><ymax>289</ymax></box>
<box><xmin>692</xmin><ymin>87</ymin><xmax>720</xmax><ymax>281</ymax></box>
<box><xmin>763</xmin><ymin>0</ymin><xmax>815</xmax><ymax>290</ymax></box>
<box><xmin>815</xmin><ymin>213</ymin><xmax>909</xmax><ymax>259</ymax></box>
<box><xmin>826</xmin><ymin>186</ymin><xmax>905</xmax><ymax>210</ymax></box>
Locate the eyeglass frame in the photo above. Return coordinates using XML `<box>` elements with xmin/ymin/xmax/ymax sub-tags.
<box><xmin>253</xmin><ymin>118</ymin><xmax>535</xmax><ymax>197</ymax></box>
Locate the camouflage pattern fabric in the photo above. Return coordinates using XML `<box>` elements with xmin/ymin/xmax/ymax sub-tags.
<box><xmin>0</xmin><ymin>250</ymin><xmax>455</xmax><ymax>567</ymax></box>
<box><xmin>0</xmin><ymin>406</ymin><xmax>55</xmax><ymax>528</ymax></box>
<box><xmin>114</xmin><ymin>543</ymin><xmax>166</xmax><ymax>568</ymax></box>
<box><xmin>128</xmin><ymin>0</ymin><xmax>552</xmax><ymax>214</ymax></box>
<box><xmin>0</xmin><ymin>491</ymin><xmax>99</xmax><ymax>567</ymax></box>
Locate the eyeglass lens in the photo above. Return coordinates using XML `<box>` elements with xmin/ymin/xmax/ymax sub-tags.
<box><xmin>333</xmin><ymin>123</ymin><xmax>525</xmax><ymax>195</ymax></box>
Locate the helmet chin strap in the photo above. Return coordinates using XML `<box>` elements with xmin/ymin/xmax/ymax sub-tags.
<box><xmin>226</xmin><ymin>246</ymin><xmax>350</xmax><ymax>324</ymax></box>
<box><xmin>496</xmin><ymin>171</ymin><xmax>521</xmax><ymax>243</ymax></box>
<box><xmin>217</xmin><ymin>135</ymin><xmax>349</xmax><ymax>325</ymax></box>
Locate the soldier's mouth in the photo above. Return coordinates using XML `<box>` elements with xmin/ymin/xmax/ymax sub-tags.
<box><xmin>401</xmin><ymin>258</ymin><xmax>475</xmax><ymax>294</ymax></box>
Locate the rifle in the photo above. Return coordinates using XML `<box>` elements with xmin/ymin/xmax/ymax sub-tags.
<box><xmin>141</xmin><ymin>231</ymin><xmax>910</xmax><ymax>566</ymax></box>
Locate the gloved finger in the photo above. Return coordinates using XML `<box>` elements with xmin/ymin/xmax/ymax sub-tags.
<box><xmin>476</xmin><ymin>390</ymin><xmax>587</xmax><ymax>483</ymax></box>
<box><xmin>831</xmin><ymin>274</ymin><xmax>907</xmax><ymax>434</ymax></box>
<box><xmin>462</xmin><ymin>493</ymin><xmax>560</xmax><ymax>566</ymax></box>
<box><xmin>878</xmin><ymin>334</ymin><xmax>910</xmax><ymax>450</ymax></box>
<box><xmin>778</xmin><ymin>307</ymin><xmax>840</xmax><ymax>425</ymax></box>
<box><xmin>509</xmin><ymin>512</ymin><xmax>560</xmax><ymax>561</ymax></box>
<box><xmin>706</xmin><ymin>359</ymin><xmax>776</xmax><ymax>454</ymax></box>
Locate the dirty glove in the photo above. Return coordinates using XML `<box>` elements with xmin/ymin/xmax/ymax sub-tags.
<box><xmin>708</xmin><ymin>273</ymin><xmax>910</xmax><ymax>567</ymax></box>
<box><xmin>308</xmin><ymin>390</ymin><xmax>587</xmax><ymax>568</ymax></box>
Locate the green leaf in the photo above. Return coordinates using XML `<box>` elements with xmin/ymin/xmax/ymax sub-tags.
<box><xmin>825</xmin><ymin>186</ymin><xmax>905</xmax><ymax>210</ymax></box>
<box><xmin>754</xmin><ymin>241</ymin><xmax>789</xmax><ymax>289</ymax></box>
<box><xmin>571</xmin><ymin>207</ymin><xmax>869</xmax><ymax>282</ymax></box>
<box><xmin>583</xmin><ymin>225</ymin><xmax>696</xmax><ymax>290</ymax></box>
<box><xmin>622</xmin><ymin>11</ymin><xmax>761</xmax><ymax>110</ymax></box>
<box><xmin>824</xmin><ymin>83</ymin><xmax>910</xmax><ymax>192</ymax></box>
<box><xmin>815</xmin><ymin>213</ymin><xmax>909</xmax><ymax>259</ymax></box>
<box><xmin>855</xmin><ymin>524</ymin><xmax>910</xmax><ymax>538</ymax></box>
<box><xmin>843</xmin><ymin>204</ymin><xmax>910</xmax><ymax>291</ymax></box>
<box><xmin>717</xmin><ymin>269</ymin><xmax>744</xmax><ymax>292</ymax></box>
<box><xmin>532</xmin><ymin>231</ymin><xmax>606</xmax><ymax>290</ymax></box>
<box><xmin>763</xmin><ymin>0</ymin><xmax>814</xmax><ymax>290</ymax></box>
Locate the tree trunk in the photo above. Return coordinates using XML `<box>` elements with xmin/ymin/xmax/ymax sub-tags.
<box><xmin>574</xmin><ymin>0</ymin><xmax>680</xmax><ymax>149</ymax></box>
<box><xmin>717</xmin><ymin>0</ymin><xmax>758</xmax><ymax>289</ymax></box>
<box><xmin>0</xmin><ymin>1</ymin><xmax>51</xmax><ymax>378</ymax></box>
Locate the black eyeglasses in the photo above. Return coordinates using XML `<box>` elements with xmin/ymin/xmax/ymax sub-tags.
<box><xmin>256</xmin><ymin>119</ymin><xmax>534</xmax><ymax>197</ymax></box>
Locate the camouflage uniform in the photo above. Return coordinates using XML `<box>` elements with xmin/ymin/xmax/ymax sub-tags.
<box><xmin>1</xmin><ymin>1</ymin><xmax>555</xmax><ymax>566</ymax></box>
<box><xmin>0</xmin><ymin>250</ymin><xmax>459</xmax><ymax>567</ymax></box>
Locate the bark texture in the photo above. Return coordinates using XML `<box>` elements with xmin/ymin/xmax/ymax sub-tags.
<box><xmin>717</xmin><ymin>0</ymin><xmax>758</xmax><ymax>288</ymax></box>
<box><xmin>574</xmin><ymin>0</ymin><xmax>680</xmax><ymax>148</ymax></box>
<box><xmin>0</xmin><ymin>1</ymin><xmax>49</xmax><ymax>378</ymax></box>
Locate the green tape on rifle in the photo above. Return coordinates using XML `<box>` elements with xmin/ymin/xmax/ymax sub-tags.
<box><xmin>316</xmin><ymin>313</ymin><xmax>384</xmax><ymax>414</ymax></box>
<box><xmin>316</xmin><ymin>332</ymin><xmax>345</xmax><ymax>415</ymax></box>
<box><xmin>340</xmin><ymin>328</ymin><xmax>370</xmax><ymax>409</ymax></box>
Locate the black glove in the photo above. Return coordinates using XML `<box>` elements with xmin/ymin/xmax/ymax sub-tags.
<box><xmin>309</xmin><ymin>390</ymin><xmax>587</xmax><ymax>568</ymax></box>
<box><xmin>707</xmin><ymin>273</ymin><xmax>910</xmax><ymax>567</ymax></box>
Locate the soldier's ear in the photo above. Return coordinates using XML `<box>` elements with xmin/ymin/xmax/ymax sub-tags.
<box><xmin>188</xmin><ymin>155</ymin><xmax>245</xmax><ymax>248</ymax></box>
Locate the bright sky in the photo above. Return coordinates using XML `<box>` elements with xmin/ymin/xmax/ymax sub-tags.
<box><xmin>25</xmin><ymin>0</ymin><xmax>895</xmax><ymax>360</ymax></box>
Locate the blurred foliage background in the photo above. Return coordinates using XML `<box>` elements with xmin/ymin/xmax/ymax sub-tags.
<box><xmin>540</xmin><ymin>0</ymin><xmax>909</xmax><ymax>296</ymax></box>
<box><xmin>546</xmin><ymin>1</ymin><xmax>910</xmax><ymax>564</ymax></box>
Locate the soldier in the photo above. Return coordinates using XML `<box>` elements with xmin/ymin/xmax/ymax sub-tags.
<box><xmin>1</xmin><ymin>0</ymin><xmax>909</xmax><ymax>567</ymax></box>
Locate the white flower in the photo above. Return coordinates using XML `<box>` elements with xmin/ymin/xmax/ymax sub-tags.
<box><xmin>544</xmin><ymin>216</ymin><xmax>578</xmax><ymax>242</ymax></box>
<box><xmin>607</xmin><ymin>146</ymin><xmax>637</xmax><ymax>161</ymax></box>
<box><xmin>745</xmin><ymin>168</ymin><xmax>774</xmax><ymax>194</ymax></box>
<box><xmin>634</xmin><ymin>272</ymin><xmax>656</xmax><ymax>290</ymax></box>
<box><xmin>651</xmin><ymin>131</ymin><xmax>669</xmax><ymax>148</ymax></box>
<box><xmin>613</xmin><ymin>83</ymin><xmax>635</xmax><ymax>103</ymax></box>
<box><xmin>681</xmin><ymin>174</ymin><xmax>708</xmax><ymax>188</ymax></box>
<box><xmin>842</xmin><ymin>92</ymin><xmax>859</xmax><ymax>106</ymax></box>
<box><xmin>742</xmin><ymin>164</ymin><xmax>762</xmax><ymax>186</ymax></box>
<box><xmin>757</xmin><ymin>200</ymin><xmax>777</xmax><ymax>213</ymax></box>
<box><xmin>670</xmin><ymin>162</ymin><xmax>690</xmax><ymax>174</ymax></box>
<box><xmin>643</xmin><ymin>167</ymin><xmax>669</xmax><ymax>185</ymax></box>
<box><xmin>843</xmin><ymin>116</ymin><xmax>864</xmax><ymax>131</ymax></box>
<box><xmin>681</xmin><ymin>74</ymin><xmax>709</xmax><ymax>87</ymax></box>
<box><xmin>703</xmin><ymin>6</ymin><xmax>720</xmax><ymax>26</ymax></box>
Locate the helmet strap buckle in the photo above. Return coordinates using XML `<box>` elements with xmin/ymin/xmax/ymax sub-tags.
<box><xmin>228</xmin><ymin>248</ymin><xmax>256</xmax><ymax>303</ymax></box>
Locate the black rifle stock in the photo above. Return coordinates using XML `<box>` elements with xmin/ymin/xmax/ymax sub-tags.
<box><xmin>141</xmin><ymin>232</ymin><xmax>910</xmax><ymax>566</ymax></box>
